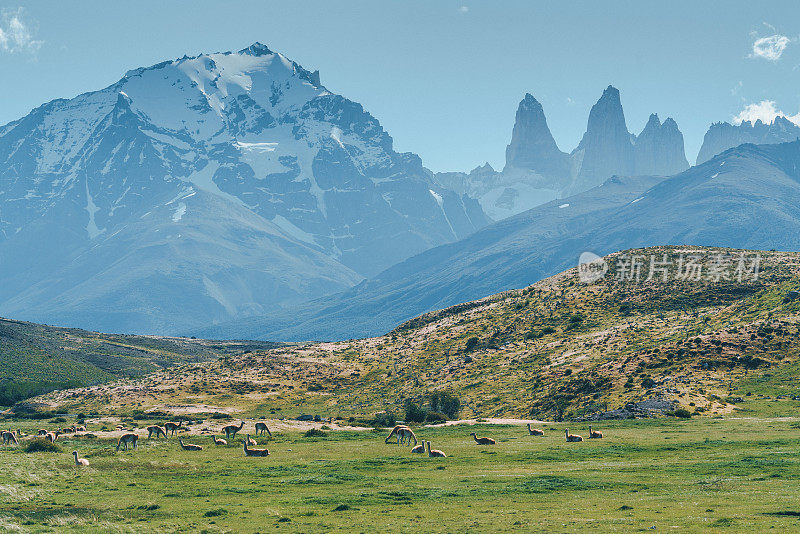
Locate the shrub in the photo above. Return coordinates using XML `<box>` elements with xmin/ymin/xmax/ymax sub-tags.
<box><xmin>541</xmin><ymin>326</ymin><xmax>556</xmax><ymax>335</ymax></box>
<box><xmin>464</xmin><ymin>337</ymin><xmax>479</xmax><ymax>352</ymax></box>
<box><xmin>204</xmin><ymin>509</ymin><xmax>228</xmax><ymax>517</ymax></box>
<box><xmin>303</xmin><ymin>429</ymin><xmax>325</xmax><ymax>438</ymax></box>
<box><xmin>373</xmin><ymin>411</ymin><xmax>396</xmax><ymax>428</ymax></box>
<box><xmin>25</xmin><ymin>439</ymin><xmax>62</xmax><ymax>453</ymax></box>
<box><xmin>429</xmin><ymin>391</ymin><xmax>461</xmax><ymax>419</ymax></box>
<box><xmin>669</xmin><ymin>408</ymin><xmax>692</xmax><ymax>419</ymax></box>
<box><xmin>404</xmin><ymin>400</ymin><xmax>427</xmax><ymax>423</ymax></box>
<box><xmin>425</xmin><ymin>411</ymin><xmax>447</xmax><ymax>424</ymax></box>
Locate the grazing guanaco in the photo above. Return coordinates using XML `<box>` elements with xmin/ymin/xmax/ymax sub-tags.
<box><xmin>178</xmin><ymin>438</ymin><xmax>203</xmax><ymax>451</ymax></box>
<box><xmin>212</xmin><ymin>436</ymin><xmax>227</xmax><ymax>446</ymax></box>
<box><xmin>242</xmin><ymin>435</ymin><xmax>269</xmax><ymax>457</ymax></box>
<box><xmin>45</xmin><ymin>430</ymin><xmax>61</xmax><ymax>443</ymax></box>
<box><xmin>565</xmin><ymin>429</ymin><xmax>583</xmax><ymax>442</ymax></box>
<box><xmin>164</xmin><ymin>421</ymin><xmax>182</xmax><ymax>437</ymax></box>
<box><xmin>147</xmin><ymin>425</ymin><xmax>167</xmax><ymax>439</ymax></box>
<box><xmin>222</xmin><ymin>421</ymin><xmax>245</xmax><ymax>440</ymax></box>
<box><xmin>527</xmin><ymin>423</ymin><xmax>544</xmax><ymax>436</ymax></box>
<box><xmin>254</xmin><ymin>422</ymin><xmax>272</xmax><ymax>437</ymax></box>
<box><xmin>72</xmin><ymin>451</ymin><xmax>89</xmax><ymax>466</ymax></box>
<box><xmin>1</xmin><ymin>431</ymin><xmax>18</xmax><ymax>446</ymax></box>
<box><xmin>116</xmin><ymin>433</ymin><xmax>138</xmax><ymax>451</ymax></box>
<box><xmin>470</xmin><ymin>432</ymin><xmax>496</xmax><ymax>445</ymax></box>
<box><xmin>385</xmin><ymin>425</ymin><xmax>417</xmax><ymax>446</ymax></box>
<box><xmin>37</xmin><ymin>429</ymin><xmax>48</xmax><ymax>436</ymax></box>
<box><xmin>75</xmin><ymin>426</ymin><xmax>87</xmax><ymax>432</ymax></box>
<box><xmin>588</xmin><ymin>426</ymin><xmax>603</xmax><ymax>439</ymax></box>
<box><xmin>410</xmin><ymin>440</ymin><xmax>426</xmax><ymax>454</ymax></box>
<box><xmin>426</xmin><ymin>441</ymin><xmax>446</xmax><ymax>458</ymax></box>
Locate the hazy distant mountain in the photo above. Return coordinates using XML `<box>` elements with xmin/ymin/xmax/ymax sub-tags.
<box><xmin>696</xmin><ymin>116</ymin><xmax>800</xmax><ymax>164</ymax></box>
<box><xmin>0</xmin><ymin>42</ymin><xmax>487</xmax><ymax>334</ymax></box>
<box><xmin>200</xmin><ymin>140</ymin><xmax>800</xmax><ymax>342</ymax></box>
<box><xmin>436</xmin><ymin>86</ymin><xmax>688</xmax><ymax>220</ymax></box>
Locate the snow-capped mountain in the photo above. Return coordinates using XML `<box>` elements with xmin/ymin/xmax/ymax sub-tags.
<box><xmin>0</xmin><ymin>42</ymin><xmax>487</xmax><ymax>334</ymax></box>
<box><xmin>436</xmin><ymin>86</ymin><xmax>688</xmax><ymax>220</ymax></box>
<box><xmin>696</xmin><ymin>116</ymin><xmax>800</xmax><ymax>164</ymax></box>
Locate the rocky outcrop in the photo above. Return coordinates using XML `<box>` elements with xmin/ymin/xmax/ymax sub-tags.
<box><xmin>696</xmin><ymin>116</ymin><xmax>800</xmax><ymax>164</ymax></box>
<box><xmin>504</xmin><ymin>93</ymin><xmax>570</xmax><ymax>180</ymax></box>
<box><xmin>633</xmin><ymin>114</ymin><xmax>689</xmax><ymax>176</ymax></box>
<box><xmin>569</xmin><ymin>86</ymin><xmax>635</xmax><ymax>193</ymax></box>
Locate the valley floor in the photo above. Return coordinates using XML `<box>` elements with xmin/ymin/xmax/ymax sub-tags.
<box><xmin>2</xmin><ymin>418</ymin><xmax>800</xmax><ymax>532</ymax></box>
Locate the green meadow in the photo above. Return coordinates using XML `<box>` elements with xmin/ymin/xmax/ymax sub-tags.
<box><xmin>2</xmin><ymin>418</ymin><xmax>800</xmax><ymax>532</ymax></box>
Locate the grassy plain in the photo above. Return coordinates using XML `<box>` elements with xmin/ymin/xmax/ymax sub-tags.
<box><xmin>2</xmin><ymin>417</ymin><xmax>800</xmax><ymax>533</ymax></box>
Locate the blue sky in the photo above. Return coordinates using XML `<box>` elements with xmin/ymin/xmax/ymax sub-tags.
<box><xmin>1</xmin><ymin>0</ymin><xmax>799</xmax><ymax>171</ymax></box>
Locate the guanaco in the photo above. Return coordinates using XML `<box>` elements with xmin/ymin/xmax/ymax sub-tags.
<box><xmin>222</xmin><ymin>421</ymin><xmax>245</xmax><ymax>440</ymax></box>
<box><xmin>527</xmin><ymin>423</ymin><xmax>544</xmax><ymax>436</ymax></box>
<box><xmin>147</xmin><ymin>425</ymin><xmax>167</xmax><ymax>439</ymax></box>
<box><xmin>470</xmin><ymin>432</ymin><xmax>496</xmax><ymax>445</ymax></box>
<box><xmin>164</xmin><ymin>421</ymin><xmax>182</xmax><ymax>437</ymax></box>
<box><xmin>255</xmin><ymin>422</ymin><xmax>272</xmax><ymax>437</ymax></box>
<box><xmin>588</xmin><ymin>426</ymin><xmax>603</xmax><ymax>439</ymax></box>
<box><xmin>73</xmin><ymin>451</ymin><xmax>89</xmax><ymax>466</ymax></box>
<box><xmin>116</xmin><ymin>433</ymin><xmax>138</xmax><ymax>451</ymax></box>
<box><xmin>426</xmin><ymin>441</ymin><xmax>446</xmax><ymax>458</ymax></box>
<box><xmin>411</xmin><ymin>440</ymin><xmax>426</xmax><ymax>454</ymax></box>
<box><xmin>565</xmin><ymin>429</ymin><xmax>583</xmax><ymax>442</ymax></box>
<box><xmin>1</xmin><ymin>431</ymin><xmax>18</xmax><ymax>446</ymax></box>
<box><xmin>178</xmin><ymin>438</ymin><xmax>203</xmax><ymax>451</ymax></box>
<box><xmin>212</xmin><ymin>436</ymin><xmax>227</xmax><ymax>446</ymax></box>
<box><xmin>242</xmin><ymin>435</ymin><xmax>269</xmax><ymax>457</ymax></box>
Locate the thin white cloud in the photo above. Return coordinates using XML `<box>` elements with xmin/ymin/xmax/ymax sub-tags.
<box><xmin>458</xmin><ymin>6</ymin><xmax>469</xmax><ymax>13</ymax></box>
<box><xmin>0</xmin><ymin>8</ymin><xmax>43</xmax><ymax>55</ymax></box>
<box><xmin>750</xmin><ymin>34</ymin><xmax>790</xmax><ymax>61</ymax></box>
<box><xmin>732</xmin><ymin>100</ymin><xmax>800</xmax><ymax>126</ymax></box>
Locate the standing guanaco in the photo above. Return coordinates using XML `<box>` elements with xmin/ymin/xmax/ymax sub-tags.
<box><xmin>254</xmin><ymin>422</ymin><xmax>272</xmax><ymax>437</ymax></box>
<box><xmin>116</xmin><ymin>433</ymin><xmax>139</xmax><ymax>451</ymax></box>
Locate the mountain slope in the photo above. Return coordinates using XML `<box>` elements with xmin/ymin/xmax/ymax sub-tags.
<box><xmin>35</xmin><ymin>246</ymin><xmax>800</xmax><ymax>421</ymax></box>
<box><xmin>201</xmin><ymin>140</ymin><xmax>800</xmax><ymax>342</ymax></box>
<box><xmin>0</xmin><ymin>43</ymin><xmax>487</xmax><ymax>334</ymax></box>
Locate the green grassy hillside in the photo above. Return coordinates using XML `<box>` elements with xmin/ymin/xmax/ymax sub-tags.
<box><xmin>28</xmin><ymin>246</ymin><xmax>800</xmax><ymax>421</ymax></box>
<box><xmin>0</xmin><ymin>318</ymin><xmax>281</xmax><ymax>406</ymax></box>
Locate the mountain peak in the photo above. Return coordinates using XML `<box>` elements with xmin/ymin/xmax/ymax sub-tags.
<box><xmin>239</xmin><ymin>42</ymin><xmax>273</xmax><ymax>57</ymax></box>
<box><xmin>520</xmin><ymin>93</ymin><xmax>543</xmax><ymax>110</ymax></box>
<box><xmin>600</xmin><ymin>85</ymin><xmax>621</xmax><ymax>101</ymax></box>
<box><xmin>504</xmin><ymin>92</ymin><xmax>568</xmax><ymax>178</ymax></box>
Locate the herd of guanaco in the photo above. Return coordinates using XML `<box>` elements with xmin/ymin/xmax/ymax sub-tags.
<box><xmin>383</xmin><ymin>423</ymin><xmax>605</xmax><ymax>458</ymax></box>
<box><xmin>2</xmin><ymin>419</ymin><xmax>603</xmax><ymax>466</ymax></box>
